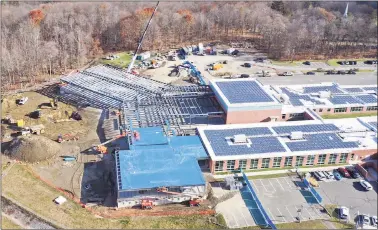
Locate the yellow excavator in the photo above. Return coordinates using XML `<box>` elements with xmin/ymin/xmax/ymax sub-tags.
<box><xmin>95</xmin><ymin>130</ymin><xmax>127</xmax><ymax>154</ymax></box>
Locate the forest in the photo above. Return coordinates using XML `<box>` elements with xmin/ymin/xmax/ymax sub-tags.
<box><xmin>1</xmin><ymin>1</ymin><xmax>377</xmax><ymax>88</ymax></box>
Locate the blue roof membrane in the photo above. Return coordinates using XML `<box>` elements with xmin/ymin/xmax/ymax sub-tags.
<box><xmin>169</xmin><ymin>135</ymin><xmax>209</xmax><ymax>159</ymax></box>
<box><xmin>132</xmin><ymin>127</ymin><xmax>168</xmax><ymax>146</ymax></box>
<box><xmin>117</xmin><ymin>149</ymin><xmax>205</xmax><ymax>190</ymax></box>
<box><xmin>216</xmin><ymin>81</ymin><xmax>274</xmax><ymax>104</ymax></box>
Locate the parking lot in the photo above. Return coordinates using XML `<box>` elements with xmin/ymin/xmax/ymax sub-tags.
<box><xmin>315</xmin><ymin>178</ymin><xmax>378</xmax><ymax>221</ymax></box>
<box><xmin>300</xmin><ymin>62</ymin><xmax>330</xmax><ymax>68</ymax></box>
<box><xmin>250</xmin><ymin>176</ymin><xmax>329</xmax><ymax>224</ymax></box>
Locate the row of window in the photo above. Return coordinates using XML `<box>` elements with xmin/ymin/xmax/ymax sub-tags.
<box><xmin>214</xmin><ymin>153</ymin><xmax>350</xmax><ymax>171</ymax></box>
<box><xmin>282</xmin><ymin>106</ymin><xmax>378</xmax><ymax>119</ymax></box>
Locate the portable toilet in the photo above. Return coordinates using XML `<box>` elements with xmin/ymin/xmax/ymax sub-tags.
<box><xmin>198</xmin><ymin>43</ymin><xmax>204</xmax><ymax>54</ymax></box>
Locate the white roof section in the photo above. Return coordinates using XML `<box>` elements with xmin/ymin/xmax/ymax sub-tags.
<box><xmin>198</xmin><ymin>119</ymin><xmax>377</xmax><ymax>161</ymax></box>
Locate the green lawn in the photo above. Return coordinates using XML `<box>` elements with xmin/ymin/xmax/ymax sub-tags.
<box><xmin>2</xmin><ymin>165</ymin><xmax>224</xmax><ymax>229</ymax></box>
<box><xmin>275</xmin><ymin>220</ymin><xmax>327</xmax><ymax>229</ymax></box>
<box><xmin>2</xmin><ymin>216</ymin><xmax>22</xmax><ymax>229</ymax></box>
<box><xmin>327</xmin><ymin>58</ymin><xmax>371</xmax><ymax>67</ymax></box>
<box><xmin>322</xmin><ymin>112</ymin><xmax>377</xmax><ymax>119</ymax></box>
<box><xmin>100</xmin><ymin>52</ymin><xmax>133</xmax><ymax>68</ymax></box>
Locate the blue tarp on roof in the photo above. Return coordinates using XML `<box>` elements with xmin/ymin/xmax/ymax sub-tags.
<box><xmin>169</xmin><ymin>136</ymin><xmax>209</xmax><ymax>159</ymax></box>
<box><xmin>132</xmin><ymin>127</ymin><xmax>168</xmax><ymax>146</ymax></box>
<box><xmin>117</xmin><ymin>149</ymin><xmax>205</xmax><ymax>190</ymax></box>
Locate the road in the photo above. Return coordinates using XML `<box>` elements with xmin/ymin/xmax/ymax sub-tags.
<box><xmin>257</xmin><ymin>72</ymin><xmax>378</xmax><ymax>85</ymax></box>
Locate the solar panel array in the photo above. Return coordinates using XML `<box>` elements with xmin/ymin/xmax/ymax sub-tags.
<box><xmin>281</xmin><ymin>88</ymin><xmax>325</xmax><ymax>106</ymax></box>
<box><xmin>216</xmin><ymin>81</ymin><xmax>274</xmax><ymax>104</ymax></box>
<box><xmin>343</xmin><ymin>88</ymin><xmax>364</xmax><ymax>93</ymax></box>
<box><xmin>285</xmin><ymin>133</ymin><xmax>359</xmax><ymax>151</ymax></box>
<box><xmin>303</xmin><ymin>85</ymin><xmax>343</xmax><ymax>94</ymax></box>
<box><xmin>330</xmin><ymin>95</ymin><xmax>362</xmax><ymax>105</ymax></box>
<box><xmin>355</xmin><ymin>95</ymin><xmax>377</xmax><ymax>104</ymax></box>
<box><xmin>368</xmin><ymin>122</ymin><xmax>377</xmax><ymax>132</ymax></box>
<box><xmin>363</xmin><ymin>87</ymin><xmax>378</xmax><ymax>92</ymax></box>
<box><xmin>272</xmin><ymin>124</ymin><xmax>339</xmax><ymax>135</ymax></box>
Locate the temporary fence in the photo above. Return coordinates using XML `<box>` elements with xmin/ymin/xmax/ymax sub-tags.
<box><xmin>242</xmin><ymin>172</ymin><xmax>277</xmax><ymax>229</ymax></box>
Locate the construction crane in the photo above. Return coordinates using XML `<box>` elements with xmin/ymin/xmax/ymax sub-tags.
<box><xmin>183</xmin><ymin>61</ymin><xmax>207</xmax><ymax>86</ymax></box>
<box><xmin>95</xmin><ymin>130</ymin><xmax>127</xmax><ymax>154</ymax></box>
<box><xmin>126</xmin><ymin>1</ymin><xmax>160</xmax><ymax>73</ymax></box>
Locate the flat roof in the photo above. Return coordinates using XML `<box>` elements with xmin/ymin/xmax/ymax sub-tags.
<box><xmin>210</xmin><ymin>79</ymin><xmax>281</xmax><ymax>108</ymax></box>
<box><xmin>198</xmin><ymin>119</ymin><xmax>377</xmax><ymax>160</ymax></box>
<box><xmin>116</xmin><ymin>148</ymin><xmax>205</xmax><ymax>191</ymax></box>
<box><xmin>274</xmin><ymin>83</ymin><xmax>378</xmax><ymax>108</ymax></box>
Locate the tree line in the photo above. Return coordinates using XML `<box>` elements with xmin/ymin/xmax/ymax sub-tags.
<box><xmin>1</xmin><ymin>1</ymin><xmax>377</xmax><ymax>90</ymax></box>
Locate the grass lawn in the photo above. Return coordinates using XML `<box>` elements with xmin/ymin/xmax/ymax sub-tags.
<box><xmin>327</xmin><ymin>58</ymin><xmax>371</xmax><ymax>67</ymax></box>
<box><xmin>2</xmin><ymin>216</ymin><xmax>22</xmax><ymax>229</ymax></box>
<box><xmin>322</xmin><ymin>112</ymin><xmax>377</xmax><ymax>119</ymax></box>
<box><xmin>2</xmin><ymin>164</ymin><xmax>224</xmax><ymax>229</ymax></box>
<box><xmin>275</xmin><ymin>220</ymin><xmax>327</xmax><ymax>229</ymax></box>
<box><xmin>99</xmin><ymin>52</ymin><xmax>132</xmax><ymax>68</ymax></box>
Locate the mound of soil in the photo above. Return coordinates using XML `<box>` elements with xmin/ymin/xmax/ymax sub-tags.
<box><xmin>5</xmin><ymin>135</ymin><xmax>62</xmax><ymax>163</ymax></box>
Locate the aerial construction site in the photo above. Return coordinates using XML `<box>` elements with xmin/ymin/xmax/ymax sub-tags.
<box><xmin>1</xmin><ymin>1</ymin><xmax>378</xmax><ymax>229</ymax></box>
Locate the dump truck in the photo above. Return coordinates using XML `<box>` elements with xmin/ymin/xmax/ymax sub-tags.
<box><xmin>211</xmin><ymin>63</ymin><xmax>223</xmax><ymax>70</ymax></box>
<box><xmin>18</xmin><ymin>124</ymin><xmax>45</xmax><ymax>136</ymax></box>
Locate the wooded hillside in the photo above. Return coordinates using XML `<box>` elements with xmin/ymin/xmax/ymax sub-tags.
<box><xmin>1</xmin><ymin>1</ymin><xmax>377</xmax><ymax>88</ymax></box>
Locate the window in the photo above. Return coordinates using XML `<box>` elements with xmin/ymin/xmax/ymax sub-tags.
<box><xmin>327</xmin><ymin>108</ymin><xmax>331</xmax><ymax>112</ymax></box>
<box><xmin>227</xmin><ymin>160</ymin><xmax>235</xmax><ymax>171</ymax></box>
<box><xmin>334</xmin><ymin>107</ymin><xmax>347</xmax><ymax>113</ymax></box>
<box><xmin>295</xmin><ymin>156</ymin><xmax>304</xmax><ymax>167</ymax></box>
<box><xmin>250</xmin><ymin>159</ymin><xmax>258</xmax><ymax>169</ymax></box>
<box><xmin>319</xmin><ymin>109</ymin><xmax>323</xmax><ymax>112</ymax></box>
<box><xmin>317</xmin><ymin>154</ymin><xmax>327</xmax><ymax>165</ymax></box>
<box><xmin>367</xmin><ymin>106</ymin><xmax>378</xmax><ymax>111</ymax></box>
<box><xmin>239</xmin><ymin>160</ymin><xmax>247</xmax><ymax>170</ymax></box>
<box><xmin>284</xmin><ymin>156</ymin><xmax>293</xmax><ymax>167</ymax></box>
<box><xmin>282</xmin><ymin>114</ymin><xmax>286</xmax><ymax>119</ymax></box>
<box><xmin>290</xmin><ymin>113</ymin><xmax>304</xmax><ymax>118</ymax></box>
<box><xmin>339</xmin><ymin>153</ymin><xmax>348</xmax><ymax>163</ymax></box>
<box><xmin>306</xmin><ymin>155</ymin><xmax>315</xmax><ymax>166</ymax></box>
<box><xmin>273</xmin><ymin>157</ymin><xmax>282</xmax><ymax>168</ymax></box>
<box><xmin>215</xmin><ymin>161</ymin><xmax>224</xmax><ymax>172</ymax></box>
<box><xmin>351</xmin><ymin>107</ymin><xmax>363</xmax><ymax>112</ymax></box>
<box><xmin>328</xmin><ymin>154</ymin><xmax>338</xmax><ymax>164</ymax></box>
<box><xmin>261</xmin><ymin>158</ymin><xmax>270</xmax><ymax>168</ymax></box>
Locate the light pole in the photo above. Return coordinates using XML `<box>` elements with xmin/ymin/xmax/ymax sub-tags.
<box><xmin>297</xmin><ymin>204</ymin><xmax>303</xmax><ymax>223</ymax></box>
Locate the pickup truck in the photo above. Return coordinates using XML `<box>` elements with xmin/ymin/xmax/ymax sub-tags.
<box><xmin>280</xmin><ymin>72</ymin><xmax>293</xmax><ymax>76</ymax></box>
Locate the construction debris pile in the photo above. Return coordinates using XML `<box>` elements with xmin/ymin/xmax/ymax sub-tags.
<box><xmin>5</xmin><ymin>135</ymin><xmax>63</xmax><ymax>163</ymax></box>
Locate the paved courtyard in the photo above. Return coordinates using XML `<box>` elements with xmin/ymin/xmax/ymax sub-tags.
<box><xmin>251</xmin><ymin>176</ymin><xmax>329</xmax><ymax>224</ymax></box>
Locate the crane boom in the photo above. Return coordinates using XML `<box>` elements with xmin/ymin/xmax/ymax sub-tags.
<box><xmin>126</xmin><ymin>1</ymin><xmax>160</xmax><ymax>73</ymax></box>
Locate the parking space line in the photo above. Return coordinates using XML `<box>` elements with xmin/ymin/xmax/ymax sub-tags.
<box><xmin>285</xmin><ymin>205</ymin><xmax>296</xmax><ymax>221</ymax></box>
<box><xmin>276</xmin><ymin>208</ymin><xmax>287</xmax><ymax>222</ymax></box>
<box><xmin>303</xmin><ymin>207</ymin><xmax>314</xmax><ymax>219</ymax></box>
<box><xmin>266</xmin><ymin>208</ymin><xmax>277</xmax><ymax>223</ymax></box>
<box><xmin>309</xmin><ymin>206</ymin><xmax>322</xmax><ymax>219</ymax></box>
<box><xmin>250</xmin><ymin>180</ymin><xmax>259</xmax><ymax>193</ymax></box>
<box><xmin>239</xmin><ymin>207</ymin><xmax>249</xmax><ymax>227</ymax></box>
<box><xmin>229</xmin><ymin>209</ymin><xmax>240</xmax><ymax>228</ymax></box>
<box><xmin>284</xmin><ymin>177</ymin><xmax>293</xmax><ymax>187</ymax></box>
<box><xmin>275</xmin><ymin>178</ymin><xmax>285</xmax><ymax>190</ymax></box>
<box><xmin>259</xmin><ymin>179</ymin><xmax>269</xmax><ymax>192</ymax></box>
<box><xmin>268</xmin><ymin>179</ymin><xmax>276</xmax><ymax>192</ymax></box>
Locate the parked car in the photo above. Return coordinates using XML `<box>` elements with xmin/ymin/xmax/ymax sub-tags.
<box><xmin>244</xmin><ymin>63</ymin><xmax>252</xmax><ymax>68</ymax></box>
<box><xmin>18</xmin><ymin>97</ymin><xmax>29</xmax><ymax>105</ymax></box>
<box><xmin>337</xmin><ymin>70</ymin><xmax>346</xmax><ymax>75</ymax></box>
<box><xmin>240</xmin><ymin>74</ymin><xmax>250</xmax><ymax>78</ymax></box>
<box><xmin>303</xmin><ymin>61</ymin><xmax>311</xmax><ymax>65</ymax></box>
<box><xmin>306</xmin><ymin>71</ymin><xmax>315</xmax><ymax>75</ymax></box>
<box><xmin>281</xmin><ymin>71</ymin><xmax>293</xmax><ymax>76</ymax></box>
<box><xmin>360</xmin><ymin>180</ymin><xmax>373</xmax><ymax>191</ymax></box>
<box><xmin>323</xmin><ymin>171</ymin><xmax>334</xmax><ymax>180</ymax></box>
<box><xmin>337</xmin><ymin>206</ymin><xmax>349</xmax><ymax>219</ymax></box>
<box><xmin>347</xmin><ymin>70</ymin><xmax>356</xmax><ymax>74</ymax></box>
<box><xmin>346</xmin><ymin>167</ymin><xmax>361</xmax><ymax>179</ymax></box>
<box><xmin>358</xmin><ymin>214</ymin><xmax>371</xmax><ymax>226</ymax></box>
<box><xmin>338</xmin><ymin>167</ymin><xmax>351</xmax><ymax>178</ymax></box>
<box><xmin>371</xmin><ymin>216</ymin><xmax>377</xmax><ymax>227</ymax></box>
<box><xmin>314</xmin><ymin>171</ymin><xmax>326</xmax><ymax>181</ymax></box>
<box><xmin>333</xmin><ymin>170</ymin><xmax>342</xmax><ymax>180</ymax></box>
<box><xmin>326</xmin><ymin>70</ymin><xmax>336</xmax><ymax>75</ymax></box>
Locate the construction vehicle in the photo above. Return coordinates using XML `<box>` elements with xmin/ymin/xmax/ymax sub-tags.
<box><xmin>141</xmin><ymin>199</ymin><xmax>154</xmax><ymax>210</ymax></box>
<box><xmin>18</xmin><ymin>124</ymin><xmax>45</xmax><ymax>136</ymax></box>
<box><xmin>29</xmin><ymin>109</ymin><xmax>42</xmax><ymax>119</ymax></box>
<box><xmin>94</xmin><ymin>130</ymin><xmax>127</xmax><ymax>154</ymax></box>
<box><xmin>126</xmin><ymin>1</ymin><xmax>159</xmax><ymax>73</ymax></box>
<box><xmin>50</xmin><ymin>97</ymin><xmax>58</xmax><ymax>109</ymax></box>
<box><xmin>211</xmin><ymin>63</ymin><xmax>223</xmax><ymax>70</ymax></box>
<box><xmin>17</xmin><ymin>97</ymin><xmax>28</xmax><ymax>105</ymax></box>
<box><xmin>184</xmin><ymin>61</ymin><xmax>206</xmax><ymax>85</ymax></box>
<box><xmin>156</xmin><ymin>187</ymin><xmax>202</xmax><ymax>207</ymax></box>
<box><xmin>71</xmin><ymin>111</ymin><xmax>82</xmax><ymax>120</ymax></box>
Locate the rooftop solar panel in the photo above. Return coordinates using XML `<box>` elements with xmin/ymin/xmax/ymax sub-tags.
<box><xmin>216</xmin><ymin>81</ymin><xmax>274</xmax><ymax>104</ymax></box>
<box><xmin>368</xmin><ymin>122</ymin><xmax>377</xmax><ymax>132</ymax></box>
<box><xmin>355</xmin><ymin>95</ymin><xmax>377</xmax><ymax>104</ymax></box>
<box><xmin>303</xmin><ymin>85</ymin><xmax>343</xmax><ymax>94</ymax></box>
<box><xmin>272</xmin><ymin>124</ymin><xmax>339</xmax><ymax>135</ymax></box>
<box><xmin>286</xmin><ymin>133</ymin><xmax>359</xmax><ymax>151</ymax></box>
<box><xmin>343</xmin><ymin>88</ymin><xmax>364</xmax><ymax>93</ymax></box>
<box><xmin>363</xmin><ymin>87</ymin><xmax>378</xmax><ymax>92</ymax></box>
<box><xmin>281</xmin><ymin>87</ymin><xmax>325</xmax><ymax>106</ymax></box>
<box><xmin>330</xmin><ymin>95</ymin><xmax>362</xmax><ymax>105</ymax></box>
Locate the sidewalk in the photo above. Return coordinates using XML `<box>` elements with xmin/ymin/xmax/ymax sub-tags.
<box><xmin>213</xmin><ymin>165</ymin><xmax>350</xmax><ymax>179</ymax></box>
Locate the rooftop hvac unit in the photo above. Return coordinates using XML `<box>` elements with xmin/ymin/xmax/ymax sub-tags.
<box><xmin>232</xmin><ymin>134</ymin><xmax>247</xmax><ymax>143</ymax></box>
<box><xmin>319</xmin><ymin>91</ymin><xmax>331</xmax><ymax>98</ymax></box>
<box><xmin>281</xmin><ymin>94</ymin><xmax>290</xmax><ymax>103</ymax></box>
<box><xmin>290</xmin><ymin>131</ymin><xmax>304</xmax><ymax>140</ymax></box>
